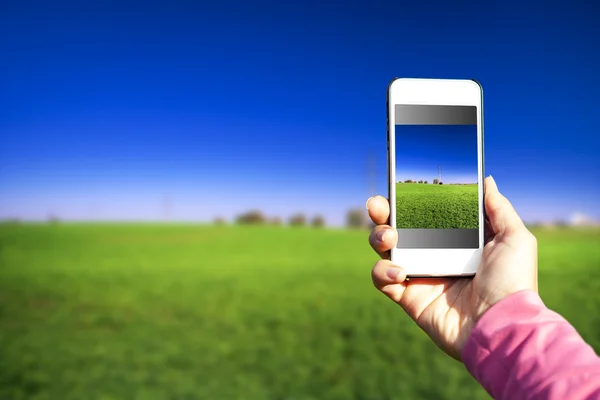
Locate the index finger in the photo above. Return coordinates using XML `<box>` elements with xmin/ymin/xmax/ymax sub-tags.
<box><xmin>366</xmin><ymin>195</ymin><xmax>390</xmax><ymax>225</ymax></box>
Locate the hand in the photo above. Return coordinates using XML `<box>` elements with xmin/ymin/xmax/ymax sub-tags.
<box><xmin>367</xmin><ymin>176</ymin><xmax>538</xmax><ymax>361</ymax></box>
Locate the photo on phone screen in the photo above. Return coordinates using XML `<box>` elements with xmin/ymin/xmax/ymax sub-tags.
<box><xmin>394</xmin><ymin>104</ymin><xmax>480</xmax><ymax>249</ymax></box>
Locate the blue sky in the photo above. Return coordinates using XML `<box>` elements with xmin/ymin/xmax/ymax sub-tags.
<box><xmin>396</xmin><ymin>125</ymin><xmax>477</xmax><ymax>184</ymax></box>
<box><xmin>1</xmin><ymin>0</ymin><xmax>599</xmax><ymax>225</ymax></box>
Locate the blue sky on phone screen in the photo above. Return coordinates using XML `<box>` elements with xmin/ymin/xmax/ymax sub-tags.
<box><xmin>395</xmin><ymin>125</ymin><xmax>477</xmax><ymax>184</ymax></box>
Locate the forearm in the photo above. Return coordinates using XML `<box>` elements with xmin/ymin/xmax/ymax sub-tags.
<box><xmin>462</xmin><ymin>290</ymin><xmax>600</xmax><ymax>400</ymax></box>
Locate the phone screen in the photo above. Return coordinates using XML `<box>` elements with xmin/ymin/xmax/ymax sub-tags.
<box><xmin>394</xmin><ymin>104</ymin><xmax>479</xmax><ymax>249</ymax></box>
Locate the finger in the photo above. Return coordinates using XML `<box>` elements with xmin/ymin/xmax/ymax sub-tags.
<box><xmin>484</xmin><ymin>218</ymin><xmax>495</xmax><ymax>245</ymax></box>
<box><xmin>371</xmin><ymin>259</ymin><xmax>407</xmax><ymax>303</ymax></box>
<box><xmin>366</xmin><ymin>195</ymin><xmax>390</xmax><ymax>225</ymax></box>
<box><xmin>369</xmin><ymin>225</ymin><xmax>398</xmax><ymax>258</ymax></box>
<box><xmin>484</xmin><ymin>213</ymin><xmax>496</xmax><ymax>244</ymax></box>
<box><xmin>484</xmin><ymin>176</ymin><xmax>526</xmax><ymax>236</ymax></box>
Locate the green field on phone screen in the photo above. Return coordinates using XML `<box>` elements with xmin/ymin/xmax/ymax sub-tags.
<box><xmin>1</xmin><ymin>223</ymin><xmax>599</xmax><ymax>399</ymax></box>
<box><xmin>396</xmin><ymin>182</ymin><xmax>478</xmax><ymax>229</ymax></box>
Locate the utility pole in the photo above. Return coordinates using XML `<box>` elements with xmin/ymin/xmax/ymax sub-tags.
<box><xmin>438</xmin><ymin>165</ymin><xmax>442</xmax><ymax>183</ymax></box>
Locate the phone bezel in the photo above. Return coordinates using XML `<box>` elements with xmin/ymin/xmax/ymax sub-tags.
<box><xmin>387</xmin><ymin>77</ymin><xmax>485</xmax><ymax>277</ymax></box>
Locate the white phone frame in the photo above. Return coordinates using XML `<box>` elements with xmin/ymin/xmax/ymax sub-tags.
<box><xmin>387</xmin><ymin>78</ymin><xmax>484</xmax><ymax>277</ymax></box>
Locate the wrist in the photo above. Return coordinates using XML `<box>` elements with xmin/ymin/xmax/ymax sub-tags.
<box><xmin>461</xmin><ymin>290</ymin><xmax>541</xmax><ymax>360</ymax></box>
<box><xmin>455</xmin><ymin>289</ymin><xmax>540</xmax><ymax>361</ymax></box>
<box><xmin>454</xmin><ymin>318</ymin><xmax>476</xmax><ymax>362</ymax></box>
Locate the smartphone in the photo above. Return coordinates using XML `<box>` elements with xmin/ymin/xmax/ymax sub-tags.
<box><xmin>387</xmin><ymin>78</ymin><xmax>484</xmax><ymax>277</ymax></box>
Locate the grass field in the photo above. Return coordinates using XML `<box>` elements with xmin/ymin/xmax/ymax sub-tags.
<box><xmin>1</xmin><ymin>223</ymin><xmax>600</xmax><ymax>400</ymax></box>
<box><xmin>396</xmin><ymin>183</ymin><xmax>478</xmax><ymax>229</ymax></box>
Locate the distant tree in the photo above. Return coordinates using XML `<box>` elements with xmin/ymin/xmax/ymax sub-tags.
<box><xmin>424</xmin><ymin>180</ymin><xmax>428</xmax><ymax>184</ymax></box>
<box><xmin>526</xmin><ymin>221</ymin><xmax>542</xmax><ymax>229</ymax></box>
<box><xmin>270</xmin><ymin>216</ymin><xmax>282</xmax><ymax>226</ymax></box>
<box><xmin>404</xmin><ymin>179</ymin><xmax>413</xmax><ymax>183</ymax></box>
<box><xmin>555</xmin><ymin>219</ymin><xmax>568</xmax><ymax>227</ymax></box>
<box><xmin>418</xmin><ymin>180</ymin><xmax>423</xmax><ymax>184</ymax></box>
<box><xmin>311</xmin><ymin>215</ymin><xmax>325</xmax><ymax>228</ymax></box>
<box><xmin>236</xmin><ymin>210</ymin><xmax>266</xmax><ymax>225</ymax></box>
<box><xmin>346</xmin><ymin>208</ymin><xmax>367</xmax><ymax>229</ymax></box>
<box><xmin>433</xmin><ymin>178</ymin><xmax>439</xmax><ymax>184</ymax></box>
<box><xmin>213</xmin><ymin>216</ymin><xmax>226</xmax><ymax>225</ymax></box>
<box><xmin>439</xmin><ymin>181</ymin><xmax>444</xmax><ymax>185</ymax></box>
<box><xmin>1</xmin><ymin>218</ymin><xmax>21</xmax><ymax>226</ymax></box>
<box><xmin>289</xmin><ymin>213</ymin><xmax>307</xmax><ymax>227</ymax></box>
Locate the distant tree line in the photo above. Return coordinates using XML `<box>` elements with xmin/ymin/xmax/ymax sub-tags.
<box><xmin>398</xmin><ymin>179</ymin><xmax>477</xmax><ymax>185</ymax></box>
<box><xmin>399</xmin><ymin>179</ymin><xmax>443</xmax><ymax>184</ymax></box>
<box><xmin>215</xmin><ymin>209</ymin><xmax>373</xmax><ymax>229</ymax></box>
<box><xmin>345</xmin><ymin>208</ymin><xmax>373</xmax><ymax>229</ymax></box>
<box><xmin>222</xmin><ymin>210</ymin><xmax>327</xmax><ymax>228</ymax></box>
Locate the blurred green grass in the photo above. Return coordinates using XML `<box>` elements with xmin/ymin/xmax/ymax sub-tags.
<box><xmin>1</xmin><ymin>223</ymin><xmax>599</xmax><ymax>400</ymax></box>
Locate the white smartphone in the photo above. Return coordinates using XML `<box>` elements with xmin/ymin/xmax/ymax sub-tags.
<box><xmin>387</xmin><ymin>78</ymin><xmax>485</xmax><ymax>277</ymax></box>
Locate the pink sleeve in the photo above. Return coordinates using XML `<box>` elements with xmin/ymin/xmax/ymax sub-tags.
<box><xmin>462</xmin><ymin>290</ymin><xmax>600</xmax><ymax>400</ymax></box>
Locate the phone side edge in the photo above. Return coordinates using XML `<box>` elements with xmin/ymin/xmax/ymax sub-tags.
<box><xmin>386</xmin><ymin>78</ymin><xmax>399</xmax><ymax>262</ymax></box>
<box><xmin>471</xmin><ymin>79</ymin><xmax>486</xmax><ymax>255</ymax></box>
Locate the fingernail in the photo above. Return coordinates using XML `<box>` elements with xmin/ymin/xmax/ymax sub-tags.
<box><xmin>376</xmin><ymin>229</ymin><xmax>388</xmax><ymax>242</ymax></box>
<box><xmin>366</xmin><ymin>197</ymin><xmax>374</xmax><ymax>211</ymax></box>
<box><xmin>386</xmin><ymin>268</ymin><xmax>402</xmax><ymax>281</ymax></box>
<box><xmin>487</xmin><ymin>175</ymin><xmax>497</xmax><ymax>190</ymax></box>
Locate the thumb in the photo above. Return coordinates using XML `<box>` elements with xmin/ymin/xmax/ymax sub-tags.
<box><xmin>484</xmin><ymin>176</ymin><xmax>525</xmax><ymax>236</ymax></box>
